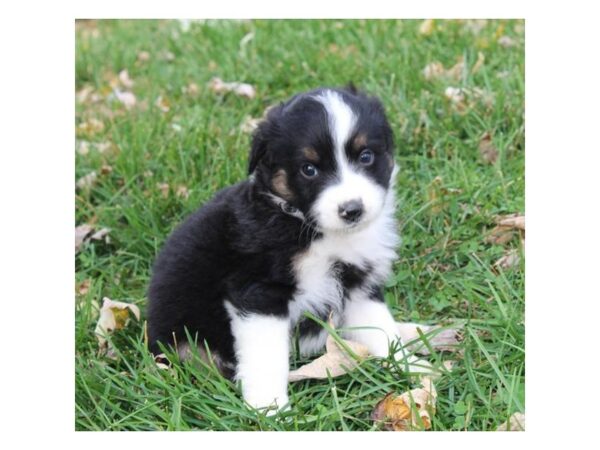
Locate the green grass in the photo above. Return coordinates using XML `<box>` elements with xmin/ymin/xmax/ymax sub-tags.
<box><xmin>75</xmin><ymin>19</ymin><xmax>524</xmax><ymax>431</ymax></box>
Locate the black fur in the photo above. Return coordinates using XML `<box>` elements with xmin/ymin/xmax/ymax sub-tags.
<box><xmin>147</xmin><ymin>87</ymin><xmax>394</xmax><ymax>374</ymax></box>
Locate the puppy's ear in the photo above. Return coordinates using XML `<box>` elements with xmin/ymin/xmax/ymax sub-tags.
<box><xmin>344</xmin><ymin>81</ymin><xmax>359</xmax><ymax>95</ymax></box>
<box><xmin>248</xmin><ymin>104</ymin><xmax>283</xmax><ymax>175</ymax></box>
<box><xmin>248</xmin><ymin>122</ymin><xmax>268</xmax><ymax>175</ymax></box>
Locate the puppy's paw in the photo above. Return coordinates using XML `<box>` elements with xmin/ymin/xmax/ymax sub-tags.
<box><xmin>244</xmin><ymin>389</ymin><xmax>290</xmax><ymax>416</ymax></box>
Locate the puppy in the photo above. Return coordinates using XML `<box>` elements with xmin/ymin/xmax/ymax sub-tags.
<box><xmin>148</xmin><ymin>86</ymin><xmax>430</xmax><ymax>413</ymax></box>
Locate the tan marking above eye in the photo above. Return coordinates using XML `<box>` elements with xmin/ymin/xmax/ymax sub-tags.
<box><xmin>302</xmin><ymin>147</ymin><xmax>320</xmax><ymax>163</ymax></box>
<box><xmin>272</xmin><ymin>169</ymin><xmax>294</xmax><ymax>201</ymax></box>
<box><xmin>353</xmin><ymin>133</ymin><xmax>368</xmax><ymax>151</ymax></box>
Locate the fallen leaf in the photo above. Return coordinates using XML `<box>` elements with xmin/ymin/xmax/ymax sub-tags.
<box><xmin>118</xmin><ymin>70</ymin><xmax>134</xmax><ymax>88</ymax></box>
<box><xmin>76</xmin><ymin>171</ymin><xmax>98</xmax><ymax>190</ymax></box>
<box><xmin>422</xmin><ymin>62</ymin><xmax>446</xmax><ymax>81</ymax></box>
<box><xmin>155</xmin><ymin>95</ymin><xmax>171</xmax><ymax>113</ymax></box>
<box><xmin>288</xmin><ymin>330</ymin><xmax>369</xmax><ymax>381</ymax></box>
<box><xmin>95</xmin><ymin>297</ymin><xmax>141</xmax><ymax>357</ymax></box>
<box><xmin>422</xmin><ymin>57</ymin><xmax>465</xmax><ymax>82</ymax></box>
<box><xmin>209</xmin><ymin>77</ymin><xmax>256</xmax><ymax>99</ymax></box>
<box><xmin>419</xmin><ymin>19</ymin><xmax>435</xmax><ymax>36</ymax></box>
<box><xmin>497</xmin><ymin>35</ymin><xmax>516</xmax><ymax>48</ymax></box>
<box><xmin>76</xmin><ymin>118</ymin><xmax>104</xmax><ymax>137</ymax></box>
<box><xmin>75</xmin><ymin>224</ymin><xmax>94</xmax><ymax>251</ymax></box>
<box><xmin>137</xmin><ymin>50</ymin><xmax>150</xmax><ymax>62</ymax></box>
<box><xmin>240</xmin><ymin>115</ymin><xmax>261</xmax><ymax>134</ymax></box>
<box><xmin>463</xmin><ymin>19</ymin><xmax>488</xmax><ymax>35</ymax></box>
<box><xmin>76</xmin><ymin>279</ymin><xmax>91</xmax><ymax>296</ymax></box>
<box><xmin>157</xmin><ymin>182</ymin><xmax>170</xmax><ymax>198</ymax></box>
<box><xmin>175</xmin><ymin>185</ymin><xmax>190</xmax><ymax>200</ymax></box>
<box><xmin>479</xmin><ymin>131</ymin><xmax>499</xmax><ymax>164</ymax></box>
<box><xmin>472</xmin><ymin>51</ymin><xmax>485</xmax><ymax>74</ymax></box>
<box><xmin>372</xmin><ymin>376</ymin><xmax>437</xmax><ymax>431</ymax></box>
<box><xmin>75</xmin><ymin>224</ymin><xmax>110</xmax><ymax>251</ymax></box>
<box><xmin>100</xmin><ymin>164</ymin><xmax>113</xmax><ymax>175</ymax></box>
<box><xmin>113</xmin><ymin>89</ymin><xmax>137</xmax><ymax>109</ymax></box>
<box><xmin>90</xmin><ymin>227</ymin><xmax>110</xmax><ymax>242</ymax></box>
<box><xmin>183</xmin><ymin>82</ymin><xmax>199</xmax><ymax>96</ymax></box>
<box><xmin>494</xmin><ymin>249</ymin><xmax>520</xmax><ymax>270</ymax></box>
<box><xmin>497</xmin><ymin>412</ymin><xmax>525</xmax><ymax>431</ymax></box>
<box><xmin>497</xmin><ymin>214</ymin><xmax>525</xmax><ymax>230</ymax></box>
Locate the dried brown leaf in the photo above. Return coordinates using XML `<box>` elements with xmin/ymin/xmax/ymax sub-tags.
<box><xmin>497</xmin><ymin>214</ymin><xmax>525</xmax><ymax>230</ymax></box>
<box><xmin>76</xmin><ymin>171</ymin><xmax>98</xmax><ymax>190</ymax></box>
<box><xmin>157</xmin><ymin>182</ymin><xmax>170</xmax><ymax>198</ymax></box>
<box><xmin>175</xmin><ymin>185</ymin><xmax>190</xmax><ymax>200</ymax></box>
<box><xmin>479</xmin><ymin>132</ymin><xmax>499</xmax><ymax>164</ymax></box>
<box><xmin>209</xmin><ymin>77</ymin><xmax>256</xmax><ymax>99</ymax></box>
<box><xmin>75</xmin><ymin>224</ymin><xmax>94</xmax><ymax>252</ymax></box>
<box><xmin>419</xmin><ymin>19</ymin><xmax>435</xmax><ymax>36</ymax></box>
<box><xmin>95</xmin><ymin>297</ymin><xmax>141</xmax><ymax>356</ymax></box>
<box><xmin>155</xmin><ymin>95</ymin><xmax>171</xmax><ymax>113</ymax></box>
<box><xmin>372</xmin><ymin>376</ymin><xmax>437</xmax><ymax>431</ymax></box>
<box><xmin>137</xmin><ymin>51</ymin><xmax>150</xmax><ymax>62</ymax></box>
<box><xmin>494</xmin><ymin>249</ymin><xmax>520</xmax><ymax>270</ymax></box>
<box><xmin>76</xmin><ymin>118</ymin><xmax>104</xmax><ymax>137</ymax></box>
<box><xmin>288</xmin><ymin>332</ymin><xmax>369</xmax><ymax>382</ymax></box>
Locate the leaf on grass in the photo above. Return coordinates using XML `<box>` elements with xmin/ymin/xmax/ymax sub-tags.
<box><xmin>372</xmin><ymin>376</ymin><xmax>437</xmax><ymax>431</ymax></box>
<box><xmin>76</xmin><ymin>118</ymin><xmax>104</xmax><ymax>137</ymax></box>
<box><xmin>288</xmin><ymin>331</ymin><xmax>369</xmax><ymax>382</ymax></box>
<box><xmin>494</xmin><ymin>249</ymin><xmax>520</xmax><ymax>270</ymax></box>
<box><xmin>496</xmin><ymin>412</ymin><xmax>525</xmax><ymax>431</ymax></box>
<box><xmin>175</xmin><ymin>185</ymin><xmax>190</xmax><ymax>200</ymax></box>
<box><xmin>485</xmin><ymin>213</ymin><xmax>525</xmax><ymax>245</ymax></box>
<box><xmin>118</xmin><ymin>70</ymin><xmax>134</xmax><ymax>89</ymax></box>
<box><xmin>209</xmin><ymin>77</ymin><xmax>256</xmax><ymax>99</ymax></box>
<box><xmin>497</xmin><ymin>35</ymin><xmax>517</xmax><ymax>48</ymax></box>
<box><xmin>240</xmin><ymin>115</ymin><xmax>261</xmax><ymax>134</ymax></box>
<box><xmin>496</xmin><ymin>214</ymin><xmax>525</xmax><ymax>230</ymax></box>
<box><xmin>75</xmin><ymin>224</ymin><xmax>110</xmax><ymax>252</ymax></box>
<box><xmin>422</xmin><ymin>57</ymin><xmax>466</xmax><ymax>82</ymax></box>
<box><xmin>154</xmin><ymin>95</ymin><xmax>171</xmax><ymax>113</ymax></box>
<box><xmin>479</xmin><ymin>131</ymin><xmax>499</xmax><ymax>164</ymax></box>
<box><xmin>75</xmin><ymin>224</ymin><xmax>94</xmax><ymax>252</ymax></box>
<box><xmin>183</xmin><ymin>82</ymin><xmax>199</xmax><ymax>96</ymax></box>
<box><xmin>419</xmin><ymin>19</ymin><xmax>435</xmax><ymax>36</ymax></box>
<box><xmin>76</xmin><ymin>279</ymin><xmax>91</xmax><ymax>296</ymax></box>
<box><xmin>95</xmin><ymin>297</ymin><xmax>140</xmax><ymax>357</ymax></box>
<box><xmin>137</xmin><ymin>50</ymin><xmax>150</xmax><ymax>62</ymax></box>
<box><xmin>445</xmin><ymin>86</ymin><xmax>495</xmax><ymax>113</ymax></box>
<box><xmin>157</xmin><ymin>182</ymin><xmax>170</xmax><ymax>198</ymax></box>
<box><xmin>113</xmin><ymin>89</ymin><xmax>137</xmax><ymax>109</ymax></box>
<box><xmin>76</xmin><ymin>171</ymin><xmax>98</xmax><ymax>190</ymax></box>
<box><xmin>472</xmin><ymin>51</ymin><xmax>485</xmax><ymax>74</ymax></box>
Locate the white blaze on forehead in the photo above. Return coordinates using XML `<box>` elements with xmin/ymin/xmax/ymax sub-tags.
<box><xmin>314</xmin><ymin>90</ymin><xmax>357</xmax><ymax>160</ymax></box>
<box><xmin>312</xmin><ymin>90</ymin><xmax>387</xmax><ymax>231</ymax></box>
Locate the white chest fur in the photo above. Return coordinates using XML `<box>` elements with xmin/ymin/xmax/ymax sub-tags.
<box><xmin>289</xmin><ymin>196</ymin><xmax>399</xmax><ymax>326</ymax></box>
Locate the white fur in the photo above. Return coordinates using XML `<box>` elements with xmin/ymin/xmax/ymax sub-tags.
<box><xmin>312</xmin><ymin>89</ymin><xmax>388</xmax><ymax>231</ymax></box>
<box><xmin>342</xmin><ymin>290</ymin><xmax>433</xmax><ymax>373</ymax></box>
<box><xmin>225</xmin><ymin>301</ymin><xmax>290</xmax><ymax>413</ymax></box>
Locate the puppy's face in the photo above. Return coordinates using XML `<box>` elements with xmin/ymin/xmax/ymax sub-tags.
<box><xmin>249</xmin><ymin>88</ymin><xmax>395</xmax><ymax>232</ymax></box>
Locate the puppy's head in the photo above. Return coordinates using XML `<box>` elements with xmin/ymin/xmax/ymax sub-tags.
<box><xmin>249</xmin><ymin>87</ymin><xmax>395</xmax><ymax>232</ymax></box>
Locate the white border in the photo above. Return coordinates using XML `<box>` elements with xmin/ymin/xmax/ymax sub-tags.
<box><xmin>2</xmin><ymin>0</ymin><xmax>600</xmax><ymax>447</ymax></box>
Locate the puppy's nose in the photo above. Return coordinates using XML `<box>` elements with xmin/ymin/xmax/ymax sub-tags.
<box><xmin>338</xmin><ymin>199</ymin><xmax>364</xmax><ymax>223</ymax></box>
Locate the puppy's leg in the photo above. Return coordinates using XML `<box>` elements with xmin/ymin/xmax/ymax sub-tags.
<box><xmin>342</xmin><ymin>288</ymin><xmax>432</xmax><ymax>373</ymax></box>
<box><xmin>227</xmin><ymin>304</ymin><xmax>290</xmax><ymax>413</ymax></box>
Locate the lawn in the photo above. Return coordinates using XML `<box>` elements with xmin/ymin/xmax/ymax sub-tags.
<box><xmin>75</xmin><ymin>19</ymin><xmax>525</xmax><ymax>431</ymax></box>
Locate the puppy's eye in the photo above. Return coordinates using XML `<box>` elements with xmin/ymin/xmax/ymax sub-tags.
<box><xmin>301</xmin><ymin>163</ymin><xmax>318</xmax><ymax>178</ymax></box>
<box><xmin>358</xmin><ymin>149</ymin><xmax>374</xmax><ymax>166</ymax></box>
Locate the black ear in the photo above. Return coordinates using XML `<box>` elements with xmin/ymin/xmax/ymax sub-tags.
<box><xmin>248</xmin><ymin>122</ymin><xmax>268</xmax><ymax>175</ymax></box>
<box><xmin>344</xmin><ymin>81</ymin><xmax>359</xmax><ymax>95</ymax></box>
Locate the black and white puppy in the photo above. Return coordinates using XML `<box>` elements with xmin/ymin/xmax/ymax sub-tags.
<box><xmin>148</xmin><ymin>87</ymin><xmax>433</xmax><ymax>413</ymax></box>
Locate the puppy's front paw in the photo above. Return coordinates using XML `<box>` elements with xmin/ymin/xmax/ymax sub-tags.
<box><xmin>244</xmin><ymin>389</ymin><xmax>289</xmax><ymax>416</ymax></box>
